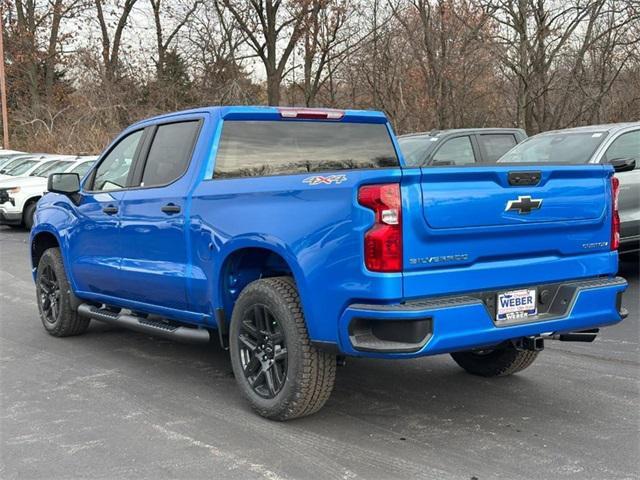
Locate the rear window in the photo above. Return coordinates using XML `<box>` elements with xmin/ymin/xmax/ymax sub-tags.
<box><xmin>498</xmin><ymin>132</ymin><xmax>607</xmax><ymax>164</ymax></box>
<box><xmin>213</xmin><ymin>121</ymin><xmax>398</xmax><ymax>178</ymax></box>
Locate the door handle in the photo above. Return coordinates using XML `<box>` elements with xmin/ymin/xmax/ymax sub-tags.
<box><xmin>102</xmin><ymin>205</ymin><xmax>118</xmax><ymax>215</ymax></box>
<box><xmin>161</xmin><ymin>203</ymin><xmax>181</xmax><ymax>214</ymax></box>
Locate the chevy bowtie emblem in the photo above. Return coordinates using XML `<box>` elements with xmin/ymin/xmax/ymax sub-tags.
<box><xmin>505</xmin><ymin>195</ymin><xmax>542</xmax><ymax>214</ymax></box>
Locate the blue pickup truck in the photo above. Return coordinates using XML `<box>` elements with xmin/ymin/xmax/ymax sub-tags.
<box><xmin>30</xmin><ymin>106</ymin><xmax>628</xmax><ymax>420</ymax></box>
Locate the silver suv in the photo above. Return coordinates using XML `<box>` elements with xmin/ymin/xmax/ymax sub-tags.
<box><xmin>499</xmin><ymin>122</ymin><xmax>639</xmax><ymax>255</ymax></box>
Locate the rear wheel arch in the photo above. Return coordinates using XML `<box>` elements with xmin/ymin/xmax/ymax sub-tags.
<box><xmin>218</xmin><ymin>245</ymin><xmax>307</xmax><ymax>330</ymax></box>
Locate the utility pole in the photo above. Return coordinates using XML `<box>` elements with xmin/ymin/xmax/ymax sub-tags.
<box><xmin>0</xmin><ymin>7</ymin><xmax>9</xmax><ymax>149</ymax></box>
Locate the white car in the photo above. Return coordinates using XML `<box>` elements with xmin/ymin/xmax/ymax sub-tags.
<box><xmin>0</xmin><ymin>151</ymin><xmax>28</xmax><ymax>170</ymax></box>
<box><xmin>0</xmin><ymin>155</ymin><xmax>66</xmax><ymax>180</ymax></box>
<box><xmin>0</xmin><ymin>157</ymin><xmax>96</xmax><ymax>229</ymax></box>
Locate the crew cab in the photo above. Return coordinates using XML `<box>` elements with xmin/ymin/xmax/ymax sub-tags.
<box><xmin>398</xmin><ymin>128</ymin><xmax>527</xmax><ymax>166</ymax></box>
<box><xmin>30</xmin><ymin>107</ymin><xmax>627</xmax><ymax>420</ymax></box>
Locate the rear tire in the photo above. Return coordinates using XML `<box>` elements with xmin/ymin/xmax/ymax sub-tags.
<box><xmin>23</xmin><ymin>201</ymin><xmax>37</xmax><ymax>230</ymax></box>
<box><xmin>451</xmin><ymin>344</ymin><xmax>539</xmax><ymax>377</ymax></box>
<box><xmin>36</xmin><ymin>248</ymin><xmax>90</xmax><ymax>337</ymax></box>
<box><xmin>229</xmin><ymin>277</ymin><xmax>336</xmax><ymax>420</ymax></box>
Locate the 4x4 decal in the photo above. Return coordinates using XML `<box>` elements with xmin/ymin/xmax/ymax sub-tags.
<box><xmin>302</xmin><ymin>174</ymin><xmax>348</xmax><ymax>186</ymax></box>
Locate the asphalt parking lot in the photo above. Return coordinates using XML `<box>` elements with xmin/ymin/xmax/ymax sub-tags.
<box><xmin>0</xmin><ymin>226</ymin><xmax>638</xmax><ymax>480</ymax></box>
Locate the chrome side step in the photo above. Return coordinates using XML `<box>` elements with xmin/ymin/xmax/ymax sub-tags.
<box><xmin>77</xmin><ymin>304</ymin><xmax>210</xmax><ymax>344</ymax></box>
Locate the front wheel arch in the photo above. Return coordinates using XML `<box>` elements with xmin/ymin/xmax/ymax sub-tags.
<box><xmin>31</xmin><ymin>230</ymin><xmax>61</xmax><ymax>271</ymax></box>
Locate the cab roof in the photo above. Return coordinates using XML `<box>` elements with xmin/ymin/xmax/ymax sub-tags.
<box><xmin>131</xmin><ymin>106</ymin><xmax>389</xmax><ymax>128</ymax></box>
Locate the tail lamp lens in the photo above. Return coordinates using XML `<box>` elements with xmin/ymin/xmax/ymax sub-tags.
<box><xmin>358</xmin><ymin>183</ymin><xmax>402</xmax><ymax>272</ymax></box>
<box><xmin>611</xmin><ymin>176</ymin><xmax>620</xmax><ymax>251</ymax></box>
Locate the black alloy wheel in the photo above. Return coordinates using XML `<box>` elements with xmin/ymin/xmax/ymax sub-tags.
<box><xmin>238</xmin><ymin>304</ymin><xmax>288</xmax><ymax>399</ymax></box>
<box><xmin>39</xmin><ymin>264</ymin><xmax>61</xmax><ymax>324</ymax></box>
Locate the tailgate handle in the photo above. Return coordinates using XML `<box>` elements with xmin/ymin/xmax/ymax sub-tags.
<box><xmin>508</xmin><ymin>171</ymin><xmax>541</xmax><ymax>186</ymax></box>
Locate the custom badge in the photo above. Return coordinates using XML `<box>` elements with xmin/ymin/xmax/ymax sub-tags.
<box><xmin>303</xmin><ymin>174</ymin><xmax>348</xmax><ymax>186</ymax></box>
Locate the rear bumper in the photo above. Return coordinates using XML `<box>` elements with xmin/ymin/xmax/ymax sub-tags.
<box><xmin>336</xmin><ymin>276</ymin><xmax>628</xmax><ymax>358</ymax></box>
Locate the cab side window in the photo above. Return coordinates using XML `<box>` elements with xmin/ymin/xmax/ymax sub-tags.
<box><xmin>604</xmin><ymin>130</ymin><xmax>640</xmax><ymax>169</ymax></box>
<box><xmin>92</xmin><ymin>130</ymin><xmax>144</xmax><ymax>191</ymax></box>
<box><xmin>477</xmin><ymin>134</ymin><xmax>517</xmax><ymax>162</ymax></box>
<box><xmin>432</xmin><ymin>136</ymin><xmax>476</xmax><ymax>165</ymax></box>
<box><xmin>139</xmin><ymin>121</ymin><xmax>200</xmax><ymax>187</ymax></box>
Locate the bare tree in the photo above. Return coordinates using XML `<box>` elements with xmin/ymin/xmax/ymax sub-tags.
<box><xmin>392</xmin><ymin>0</ymin><xmax>494</xmax><ymax>129</ymax></box>
<box><xmin>484</xmin><ymin>0</ymin><xmax>627</xmax><ymax>132</ymax></box>
<box><xmin>220</xmin><ymin>0</ymin><xmax>313</xmax><ymax>105</ymax></box>
<box><xmin>95</xmin><ymin>0</ymin><xmax>140</xmax><ymax>82</ymax></box>
<box><xmin>12</xmin><ymin>0</ymin><xmax>83</xmax><ymax>108</ymax></box>
<box><xmin>297</xmin><ymin>0</ymin><xmax>353</xmax><ymax>106</ymax></box>
<box><xmin>149</xmin><ymin>0</ymin><xmax>200</xmax><ymax>79</ymax></box>
<box><xmin>3</xmin><ymin>0</ymin><xmax>640</xmax><ymax>151</ymax></box>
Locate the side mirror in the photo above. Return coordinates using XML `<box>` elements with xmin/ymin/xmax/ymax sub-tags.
<box><xmin>48</xmin><ymin>173</ymin><xmax>80</xmax><ymax>195</ymax></box>
<box><xmin>609</xmin><ymin>157</ymin><xmax>636</xmax><ymax>173</ymax></box>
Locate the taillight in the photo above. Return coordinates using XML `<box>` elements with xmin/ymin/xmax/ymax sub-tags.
<box><xmin>358</xmin><ymin>183</ymin><xmax>402</xmax><ymax>272</ymax></box>
<box><xmin>611</xmin><ymin>176</ymin><xmax>620</xmax><ymax>250</ymax></box>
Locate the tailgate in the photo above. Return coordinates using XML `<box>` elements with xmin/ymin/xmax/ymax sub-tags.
<box><xmin>401</xmin><ymin>165</ymin><xmax>616</xmax><ymax>298</ymax></box>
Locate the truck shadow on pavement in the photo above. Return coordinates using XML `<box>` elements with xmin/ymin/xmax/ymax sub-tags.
<box><xmin>71</xmin><ymin>254</ymin><xmax>638</xmax><ymax>432</ymax></box>
<box><xmin>77</xmin><ymin>305</ymin><xmax>630</xmax><ymax>438</ymax></box>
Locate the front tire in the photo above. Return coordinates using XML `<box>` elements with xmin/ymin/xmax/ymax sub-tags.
<box><xmin>229</xmin><ymin>277</ymin><xmax>336</xmax><ymax>420</ymax></box>
<box><xmin>450</xmin><ymin>344</ymin><xmax>539</xmax><ymax>377</ymax></box>
<box><xmin>23</xmin><ymin>201</ymin><xmax>37</xmax><ymax>230</ymax></box>
<box><xmin>36</xmin><ymin>248</ymin><xmax>90</xmax><ymax>337</ymax></box>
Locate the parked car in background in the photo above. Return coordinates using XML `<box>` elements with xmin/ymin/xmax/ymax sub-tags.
<box><xmin>0</xmin><ymin>155</ymin><xmax>60</xmax><ymax>178</ymax></box>
<box><xmin>0</xmin><ymin>154</ymin><xmax>39</xmax><ymax>172</ymax></box>
<box><xmin>0</xmin><ymin>157</ymin><xmax>96</xmax><ymax>229</ymax></box>
<box><xmin>398</xmin><ymin>128</ymin><xmax>527</xmax><ymax>167</ymax></box>
<box><xmin>0</xmin><ymin>151</ymin><xmax>27</xmax><ymax>169</ymax></box>
<box><xmin>499</xmin><ymin>123</ymin><xmax>639</xmax><ymax>255</ymax></box>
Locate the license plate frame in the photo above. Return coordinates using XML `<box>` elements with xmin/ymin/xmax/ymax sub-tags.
<box><xmin>496</xmin><ymin>288</ymin><xmax>538</xmax><ymax>323</ymax></box>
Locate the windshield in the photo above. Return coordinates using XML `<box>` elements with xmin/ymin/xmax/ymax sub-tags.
<box><xmin>1</xmin><ymin>157</ymin><xmax>32</xmax><ymax>173</ymax></box>
<box><xmin>5</xmin><ymin>160</ymin><xmax>38</xmax><ymax>175</ymax></box>
<box><xmin>69</xmin><ymin>161</ymin><xmax>95</xmax><ymax>176</ymax></box>
<box><xmin>397</xmin><ymin>136</ymin><xmax>439</xmax><ymax>166</ymax></box>
<box><xmin>498</xmin><ymin>131</ymin><xmax>608</xmax><ymax>164</ymax></box>
<box><xmin>30</xmin><ymin>161</ymin><xmax>66</xmax><ymax>177</ymax></box>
